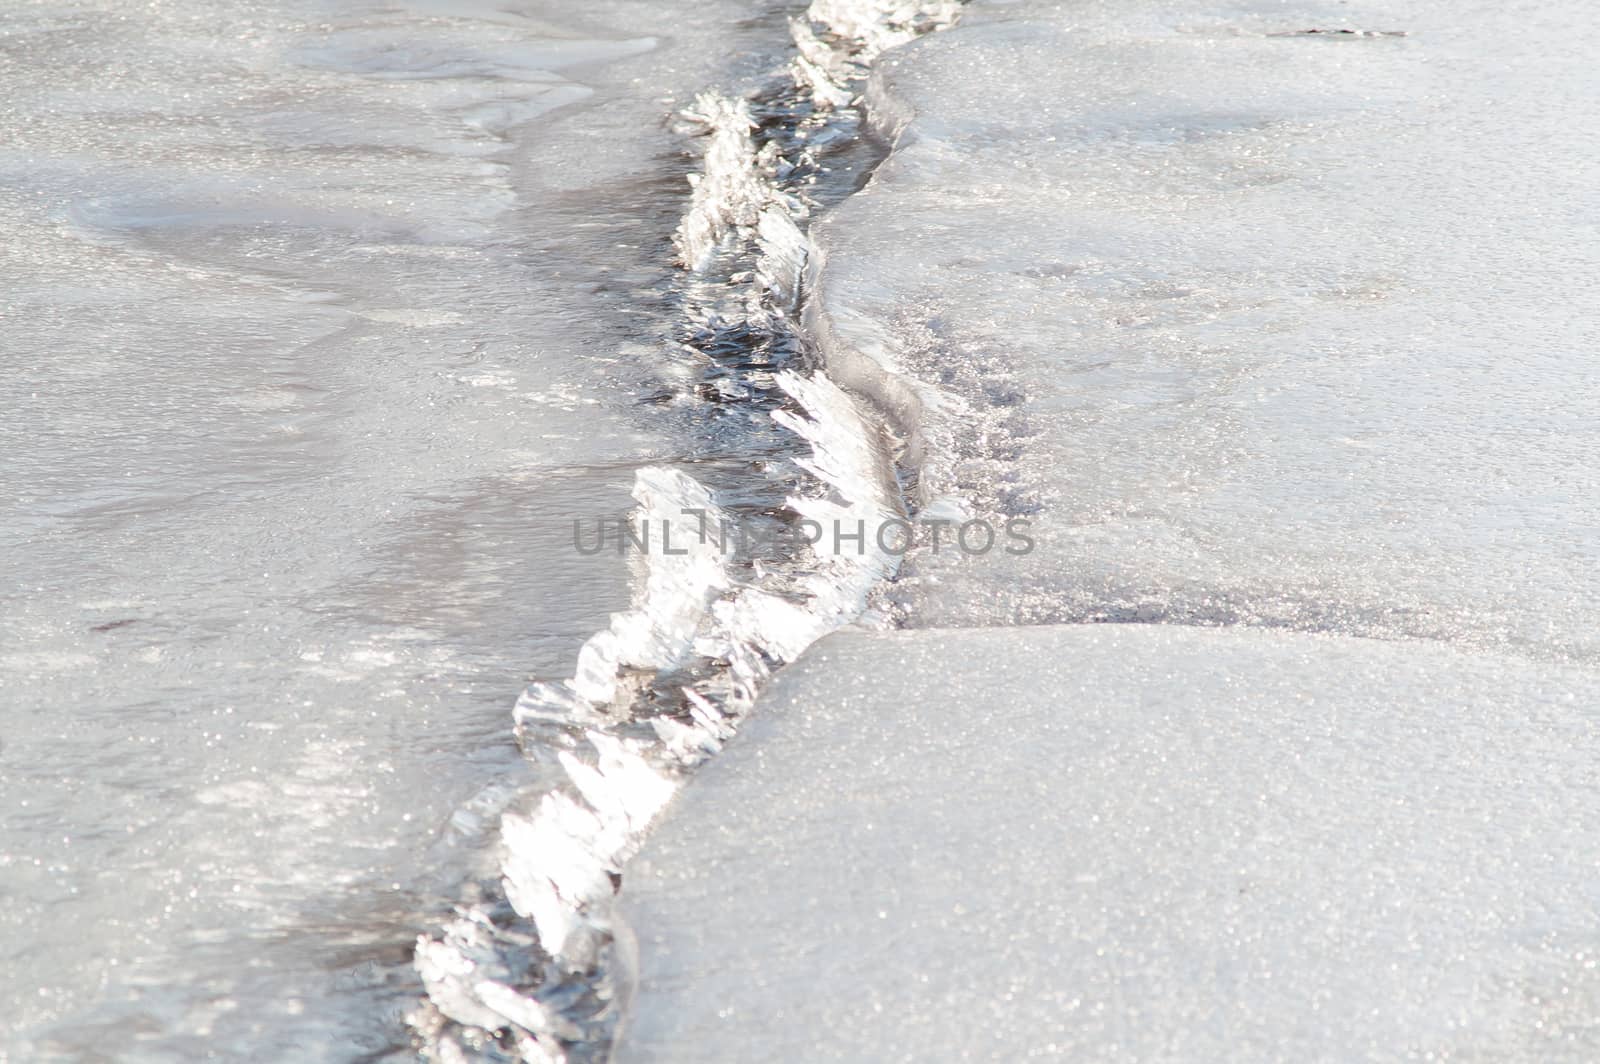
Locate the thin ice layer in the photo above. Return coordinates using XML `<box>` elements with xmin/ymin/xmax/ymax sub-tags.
<box><xmin>0</xmin><ymin>0</ymin><xmax>722</xmax><ymax>1054</ymax></box>
<box><xmin>617</xmin><ymin>624</ymin><xmax>1600</xmax><ymax>1062</ymax></box>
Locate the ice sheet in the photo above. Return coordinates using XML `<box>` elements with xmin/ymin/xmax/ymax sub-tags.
<box><xmin>617</xmin><ymin>624</ymin><xmax>1600</xmax><ymax>1061</ymax></box>
<box><xmin>0</xmin><ymin>0</ymin><xmax>786</xmax><ymax>1056</ymax></box>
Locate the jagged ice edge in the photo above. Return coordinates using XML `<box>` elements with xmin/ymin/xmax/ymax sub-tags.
<box><xmin>408</xmin><ymin>1</ymin><xmax>961</xmax><ymax>1059</ymax></box>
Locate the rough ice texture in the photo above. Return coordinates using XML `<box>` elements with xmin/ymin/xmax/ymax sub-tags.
<box><xmin>411</xmin><ymin>1</ymin><xmax>948</xmax><ymax>1056</ymax></box>
<box><xmin>617</xmin><ymin>625</ymin><xmax>1600</xmax><ymax>1061</ymax></box>
<box><xmin>806</xmin><ymin>0</ymin><xmax>1600</xmax><ymax>661</ymax></box>
<box><xmin>671</xmin><ymin>94</ymin><xmax>764</xmax><ymax>272</ymax></box>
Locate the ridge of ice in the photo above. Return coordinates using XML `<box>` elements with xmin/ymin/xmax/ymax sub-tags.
<box><xmin>411</xmin><ymin>3</ymin><xmax>962</xmax><ymax>1059</ymax></box>
<box><xmin>670</xmin><ymin>94</ymin><xmax>765</xmax><ymax>273</ymax></box>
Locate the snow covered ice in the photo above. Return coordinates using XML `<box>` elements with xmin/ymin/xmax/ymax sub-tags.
<box><xmin>613</xmin><ymin>0</ymin><xmax>1600</xmax><ymax>1059</ymax></box>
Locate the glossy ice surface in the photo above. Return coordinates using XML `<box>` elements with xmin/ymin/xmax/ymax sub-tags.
<box><xmin>0</xmin><ymin>0</ymin><xmax>781</xmax><ymax>1056</ymax></box>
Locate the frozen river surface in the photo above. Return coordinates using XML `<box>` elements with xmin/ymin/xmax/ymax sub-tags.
<box><xmin>7</xmin><ymin>0</ymin><xmax>1600</xmax><ymax>1058</ymax></box>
